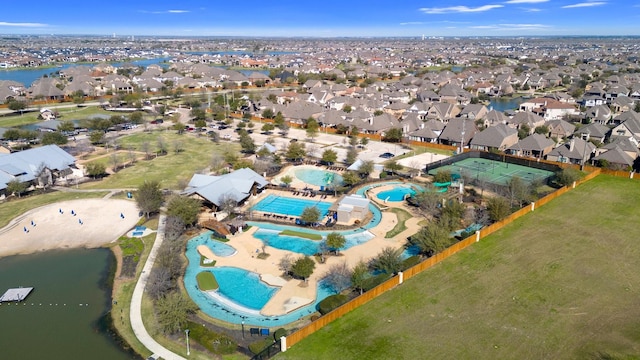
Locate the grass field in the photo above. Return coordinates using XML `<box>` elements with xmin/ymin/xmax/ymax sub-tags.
<box><xmin>80</xmin><ymin>131</ymin><xmax>239</xmax><ymax>190</ymax></box>
<box><xmin>277</xmin><ymin>175</ymin><xmax>640</xmax><ymax>360</ymax></box>
<box><xmin>384</xmin><ymin>208</ymin><xmax>411</xmax><ymax>238</ymax></box>
<box><xmin>0</xmin><ymin>105</ymin><xmax>114</xmax><ymax>128</ymax></box>
<box><xmin>280</xmin><ymin>229</ymin><xmax>323</xmax><ymax>241</ymax></box>
<box><xmin>197</xmin><ymin>271</ymin><xmax>219</xmax><ymax>291</ymax></box>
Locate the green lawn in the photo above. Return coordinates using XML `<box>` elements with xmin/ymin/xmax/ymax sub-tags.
<box><xmin>277</xmin><ymin>175</ymin><xmax>640</xmax><ymax>360</ymax></box>
<box><xmin>280</xmin><ymin>229</ymin><xmax>323</xmax><ymax>241</ymax></box>
<box><xmin>0</xmin><ymin>105</ymin><xmax>114</xmax><ymax>128</ymax></box>
<box><xmin>0</xmin><ymin>191</ymin><xmax>109</xmax><ymax>228</ymax></box>
<box><xmin>197</xmin><ymin>271</ymin><xmax>219</xmax><ymax>291</ymax></box>
<box><xmin>81</xmin><ymin>131</ymin><xmax>239</xmax><ymax>190</ymax></box>
<box><xmin>384</xmin><ymin>208</ymin><xmax>412</xmax><ymax>238</ymax></box>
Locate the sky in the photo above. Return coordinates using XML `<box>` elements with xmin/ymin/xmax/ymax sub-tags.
<box><xmin>1</xmin><ymin>0</ymin><xmax>639</xmax><ymax>37</ymax></box>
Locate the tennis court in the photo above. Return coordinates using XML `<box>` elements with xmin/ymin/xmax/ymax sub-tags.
<box><xmin>428</xmin><ymin>157</ymin><xmax>554</xmax><ymax>186</ymax></box>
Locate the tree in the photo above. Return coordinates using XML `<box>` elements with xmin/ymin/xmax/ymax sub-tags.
<box><xmin>155</xmin><ymin>291</ymin><xmax>198</xmax><ymax>334</ymax></box>
<box><xmin>434</xmin><ymin>170</ymin><xmax>452</xmax><ymax>183</ymax></box>
<box><xmin>262</xmin><ymin>108</ymin><xmax>275</xmax><ymax>119</ymax></box>
<box><xmin>409</xmin><ymin>225</ymin><xmax>453</xmax><ymax>257</ymax></box>
<box><xmin>89</xmin><ymin>131</ymin><xmax>105</xmax><ymax>145</ymax></box>
<box><xmin>278</xmin><ymin>253</ymin><xmax>294</xmax><ymax>275</ymax></box>
<box><xmin>300</xmin><ymin>206</ymin><xmax>321</xmax><ymax>225</ymax></box>
<box><xmin>556</xmin><ymin>167</ymin><xmax>583</xmax><ymax>187</ymax></box>
<box><xmin>357</xmin><ymin>160</ymin><xmax>374</xmax><ymax>178</ymax></box>
<box><xmin>290</xmin><ymin>256</ymin><xmax>316</xmax><ymax>282</ymax></box>
<box><xmin>325</xmin><ymin>232</ymin><xmax>346</xmax><ymax>254</ymax></box>
<box><xmin>41</xmin><ymin>132</ymin><xmax>67</xmax><ymax>145</ymax></box>
<box><xmin>6</xmin><ymin>179</ymin><xmax>28</xmax><ymax>198</ymax></box>
<box><xmin>343</xmin><ymin>104</ymin><xmax>352</xmax><ymax>113</ymax></box>
<box><xmin>261</xmin><ymin>123</ymin><xmax>275</xmax><ymax>133</ymax></box>
<box><xmin>157</xmin><ymin>137</ymin><xmax>168</xmax><ymax>155</ymax></box>
<box><xmin>371</xmin><ymin>247</ymin><xmax>403</xmax><ymax>275</ymax></box>
<box><xmin>534</xmin><ymin>125</ymin><xmax>549</xmax><ymax>135</ymax></box>
<box><xmin>506</xmin><ymin>176</ymin><xmax>530</xmax><ymax>207</ymax></box>
<box><xmin>411</xmin><ymin>190</ymin><xmax>443</xmax><ymax>217</ymax></box>
<box><xmin>383</xmin><ymin>128</ymin><xmax>403</xmax><ymax>142</ymax></box>
<box><xmin>239</xmin><ymin>131</ymin><xmax>256</xmax><ymax>154</ymax></box>
<box><xmin>57</xmin><ymin>120</ymin><xmax>75</xmax><ymax>133</ymax></box>
<box><xmin>135</xmin><ymin>180</ymin><xmax>164</xmax><ymax>218</ymax></box>
<box><xmin>85</xmin><ymin>162</ymin><xmax>106</xmax><ymax>179</ymax></box>
<box><xmin>306</xmin><ymin>118</ymin><xmax>319</xmax><ymax>140</ymax></box>
<box><xmin>8</xmin><ymin>100</ymin><xmax>26</xmax><ymax>115</ymax></box>
<box><xmin>72</xmin><ymin>90</ymin><xmax>85</xmax><ymax>105</ymax></box>
<box><xmin>341</xmin><ymin>170</ymin><xmax>361</xmax><ymax>186</ymax></box>
<box><xmin>359</xmin><ymin>137</ymin><xmax>369</xmax><ymax>149</ymax></box>
<box><xmin>166</xmin><ymin>195</ymin><xmax>202</xmax><ymax>227</ymax></box>
<box><xmin>486</xmin><ymin>196</ymin><xmax>511</xmax><ymax>222</ymax></box>
<box><xmin>280</xmin><ymin>175</ymin><xmax>293</xmax><ymax>187</ymax></box>
<box><xmin>321</xmin><ymin>149</ymin><xmax>338</xmax><ymax>165</ymax></box>
<box><xmin>351</xmin><ymin>260</ymin><xmax>370</xmax><ymax>295</ymax></box>
<box><xmin>322</xmin><ymin>262</ymin><xmax>352</xmax><ymax>292</ymax></box>
<box><xmin>345</xmin><ymin>146</ymin><xmax>358</xmax><ymax>165</ymax></box>
<box><xmin>285</xmin><ymin>142</ymin><xmax>306</xmax><ymax>162</ymax></box>
<box><xmin>129</xmin><ymin>111</ymin><xmax>144</xmax><ymax>124</ymax></box>
<box><xmin>385</xmin><ymin>160</ymin><xmax>403</xmax><ymax>175</ymax></box>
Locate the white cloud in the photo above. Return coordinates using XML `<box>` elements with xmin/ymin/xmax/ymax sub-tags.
<box><xmin>504</xmin><ymin>0</ymin><xmax>548</xmax><ymax>3</ymax></box>
<box><xmin>419</xmin><ymin>5</ymin><xmax>503</xmax><ymax>14</ymax></box>
<box><xmin>470</xmin><ymin>23</ymin><xmax>551</xmax><ymax>30</ymax></box>
<box><xmin>140</xmin><ymin>9</ymin><xmax>190</xmax><ymax>14</ymax></box>
<box><xmin>168</xmin><ymin>10</ymin><xmax>189</xmax><ymax>13</ymax></box>
<box><xmin>400</xmin><ymin>22</ymin><xmax>425</xmax><ymax>25</ymax></box>
<box><xmin>561</xmin><ymin>1</ymin><xmax>606</xmax><ymax>8</ymax></box>
<box><xmin>523</xmin><ymin>8</ymin><xmax>543</xmax><ymax>12</ymax></box>
<box><xmin>0</xmin><ymin>21</ymin><xmax>48</xmax><ymax>27</ymax></box>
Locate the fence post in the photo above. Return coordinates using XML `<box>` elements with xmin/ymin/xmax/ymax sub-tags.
<box><xmin>531</xmin><ymin>202</ymin><xmax>535</xmax><ymax>211</ymax></box>
<box><xmin>280</xmin><ymin>336</ymin><xmax>287</xmax><ymax>352</ymax></box>
<box><xmin>631</xmin><ymin>171</ymin><xmax>634</xmax><ymax>179</ymax></box>
<box><xmin>475</xmin><ymin>230</ymin><xmax>481</xmax><ymax>242</ymax></box>
<box><xmin>572</xmin><ymin>181</ymin><xmax>576</xmax><ymax>189</ymax></box>
<box><xmin>398</xmin><ymin>271</ymin><xmax>404</xmax><ymax>285</ymax></box>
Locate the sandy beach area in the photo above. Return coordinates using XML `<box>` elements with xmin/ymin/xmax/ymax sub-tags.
<box><xmin>0</xmin><ymin>198</ymin><xmax>140</xmax><ymax>257</ymax></box>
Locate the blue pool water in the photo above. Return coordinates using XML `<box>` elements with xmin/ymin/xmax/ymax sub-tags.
<box><xmin>210</xmin><ymin>267</ymin><xmax>277</xmax><ymax>310</ymax></box>
<box><xmin>252</xmin><ymin>194</ymin><xmax>332</xmax><ymax>217</ymax></box>
<box><xmin>253</xmin><ymin>228</ymin><xmax>375</xmax><ymax>256</ymax></box>
<box><xmin>377</xmin><ymin>186</ymin><xmax>419</xmax><ymax>202</ymax></box>
<box><xmin>190</xmin><ymin>231</ymin><xmax>237</xmax><ymax>257</ymax></box>
<box><xmin>294</xmin><ymin>168</ymin><xmax>343</xmax><ymax>187</ymax></box>
<box><xmin>184</xmin><ymin>237</ymin><xmax>337</xmax><ymax>326</ymax></box>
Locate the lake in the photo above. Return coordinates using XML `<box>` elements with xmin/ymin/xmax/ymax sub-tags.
<box><xmin>0</xmin><ymin>58</ymin><xmax>170</xmax><ymax>87</ymax></box>
<box><xmin>0</xmin><ymin>248</ymin><xmax>139</xmax><ymax>359</ymax></box>
<box><xmin>488</xmin><ymin>97</ymin><xmax>525</xmax><ymax>112</ymax></box>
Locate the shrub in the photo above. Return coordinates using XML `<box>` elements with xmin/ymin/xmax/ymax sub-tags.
<box><xmin>401</xmin><ymin>255</ymin><xmax>421</xmax><ymax>271</ymax></box>
<box><xmin>362</xmin><ymin>273</ymin><xmax>392</xmax><ymax>292</ymax></box>
<box><xmin>273</xmin><ymin>328</ymin><xmax>287</xmax><ymax>341</ymax></box>
<box><xmin>188</xmin><ymin>321</ymin><xmax>237</xmax><ymax>354</ymax></box>
<box><xmin>249</xmin><ymin>338</ymin><xmax>276</xmax><ymax>355</ymax></box>
<box><xmin>317</xmin><ymin>294</ymin><xmax>349</xmax><ymax>315</ymax></box>
<box><xmin>379</xmin><ymin>171</ymin><xmax>388</xmax><ymax>179</ymax></box>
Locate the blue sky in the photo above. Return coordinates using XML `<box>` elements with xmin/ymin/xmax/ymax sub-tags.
<box><xmin>1</xmin><ymin>0</ymin><xmax>639</xmax><ymax>37</ymax></box>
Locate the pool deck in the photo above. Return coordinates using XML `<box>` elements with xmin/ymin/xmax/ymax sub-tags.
<box><xmin>200</xmin><ymin>204</ymin><xmax>421</xmax><ymax>317</ymax></box>
<box><xmin>273</xmin><ymin>164</ymin><xmax>343</xmax><ymax>191</ymax></box>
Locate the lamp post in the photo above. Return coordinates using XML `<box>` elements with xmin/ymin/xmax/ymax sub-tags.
<box><xmin>241</xmin><ymin>321</ymin><xmax>245</xmax><ymax>339</ymax></box>
<box><xmin>185</xmin><ymin>329</ymin><xmax>190</xmax><ymax>356</ymax></box>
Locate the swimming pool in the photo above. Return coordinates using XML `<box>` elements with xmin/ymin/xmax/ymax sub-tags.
<box><xmin>253</xmin><ymin>228</ymin><xmax>376</xmax><ymax>256</ymax></box>
<box><xmin>294</xmin><ymin>168</ymin><xmax>343</xmax><ymax>187</ymax></box>
<box><xmin>190</xmin><ymin>231</ymin><xmax>237</xmax><ymax>257</ymax></box>
<box><xmin>210</xmin><ymin>267</ymin><xmax>277</xmax><ymax>310</ymax></box>
<box><xmin>184</xmin><ymin>237</ymin><xmax>337</xmax><ymax>326</ymax></box>
<box><xmin>376</xmin><ymin>185</ymin><xmax>420</xmax><ymax>202</ymax></box>
<box><xmin>252</xmin><ymin>194</ymin><xmax>332</xmax><ymax>217</ymax></box>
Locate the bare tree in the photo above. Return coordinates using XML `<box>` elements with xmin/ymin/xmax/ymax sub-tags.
<box><xmin>322</xmin><ymin>262</ymin><xmax>352</xmax><ymax>292</ymax></box>
<box><xmin>110</xmin><ymin>152</ymin><xmax>121</xmax><ymax>172</ymax></box>
<box><xmin>211</xmin><ymin>153</ymin><xmax>226</xmax><ymax>174</ymax></box>
<box><xmin>173</xmin><ymin>139</ymin><xmax>184</xmax><ymax>154</ymax></box>
<box><xmin>146</xmin><ymin>267</ymin><xmax>173</xmax><ymax>300</ymax></box>
<box><xmin>278</xmin><ymin>253</ymin><xmax>294</xmax><ymax>276</ymax></box>
<box><xmin>141</xmin><ymin>141</ymin><xmax>151</xmax><ymax>160</ymax></box>
<box><xmin>127</xmin><ymin>145</ymin><xmax>137</xmax><ymax>165</ymax></box>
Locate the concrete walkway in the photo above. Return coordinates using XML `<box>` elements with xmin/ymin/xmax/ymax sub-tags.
<box><xmin>129</xmin><ymin>214</ymin><xmax>187</xmax><ymax>360</ymax></box>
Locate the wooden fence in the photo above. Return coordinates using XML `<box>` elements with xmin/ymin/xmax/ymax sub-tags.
<box><xmin>283</xmin><ymin>168</ymin><xmax>622</xmax><ymax>351</ymax></box>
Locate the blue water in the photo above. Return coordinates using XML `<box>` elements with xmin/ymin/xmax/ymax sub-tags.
<box><xmin>294</xmin><ymin>168</ymin><xmax>344</xmax><ymax>187</ymax></box>
<box><xmin>210</xmin><ymin>267</ymin><xmax>277</xmax><ymax>310</ymax></box>
<box><xmin>488</xmin><ymin>97</ymin><xmax>525</xmax><ymax>112</ymax></box>
<box><xmin>184</xmin><ymin>238</ymin><xmax>337</xmax><ymax>326</ymax></box>
<box><xmin>0</xmin><ymin>58</ymin><xmax>170</xmax><ymax>86</ymax></box>
<box><xmin>189</xmin><ymin>231</ymin><xmax>237</xmax><ymax>257</ymax></box>
<box><xmin>377</xmin><ymin>186</ymin><xmax>417</xmax><ymax>202</ymax></box>
<box><xmin>252</xmin><ymin>229</ymin><xmax>375</xmax><ymax>256</ymax></box>
<box><xmin>252</xmin><ymin>194</ymin><xmax>332</xmax><ymax>217</ymax></box>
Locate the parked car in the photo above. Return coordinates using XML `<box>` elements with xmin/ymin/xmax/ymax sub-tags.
<box><xmin>379</xmin><ymin>152</ymin><xmax>395</xmax><ymax>159</ymax></box>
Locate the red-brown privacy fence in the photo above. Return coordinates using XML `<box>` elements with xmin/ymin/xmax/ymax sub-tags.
<box><xmin>283</xmin><ymin>168</ymin><xmax>629</xmax><ymax>350</ymax></box>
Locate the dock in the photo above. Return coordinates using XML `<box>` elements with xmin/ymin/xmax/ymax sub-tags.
<box><xmin>0</xmin><ymin>287</ymin><xmax>34</xmax><ymax>302</ymax></box>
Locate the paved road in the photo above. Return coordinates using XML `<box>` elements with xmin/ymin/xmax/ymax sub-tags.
<box><xmin>129</xmin><ymin>214</ymin><xmax>187</xmax><ymax>360</ymax></box>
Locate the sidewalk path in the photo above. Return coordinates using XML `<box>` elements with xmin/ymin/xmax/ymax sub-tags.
<box><xmin>129</xmin><ymin>214</ymin><xmax>187</xmax><ymax>360</ymax></box>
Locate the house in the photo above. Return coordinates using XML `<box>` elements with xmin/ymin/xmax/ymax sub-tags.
<box><xmin>574</xmin><ymin>123</ymin><xmax>610</xmax><ymax>143</ymax></box>
<box><xmin>469</xmin><ymin>124</ymin><xmax>518</xmax><ymax>152</ymax></box>
<box><xmin>0</xmin><ymin>145</ymin><xmax>76</xmax><ymax>194</ymax></box>
<box><xmin>596</xmin><ymin>137</ymin><xmax>639</xmax><ymax>160</ymax></box>
<box><xmin>438</xmin><ymin>118</ymin><xmax>478</xmax><ymax>149</ymax></box>
<box><xmin>182</xmin><ymin>168</ymin><xmax>268</xmax><ymax>211</ymax></box>
<box><xmin>426</xmin><ymin>103</ymin><xmax>460</xmax><ymax>122</ymax></box>
<box><xmin>483</xmin><ymin>109</ymin><xmax>510</xmax><ymax>127</ymax></box>
<box><xmin>507</xmin><ymin>133</ymin><xmax>555</xmax><ymax>158</ymax></box>
<box><xmin>592</xmin><ymin>146</ymin><xmax>636</xmax><ymax>170</ymax></box>
<box><xmin>546</xmin><ymin>138</ymin><xmax>596</xmax><ymax>165</ymax></box>
<box><xmin>332</xmin><ymin>194</ymin><xmax>370</xmax><ymax>224</ymax></box>
<box><xmin>459</xmin><ymin>104</ymin><xmax>488</xmax><ymax>121</ymax></box>
<box><xmin>508</xmin><ymin>111</ymin><xmax>545</xmax><ymax>133</ymax></box>
<box><xmin>584</xmin><ymin>105</ymin><xmax>612</xmax><ymax>124</ymax></box>
<box><xmin>546</xmin><ymin>119</ymin><xmax>576</xmax><ymax>140</ymax></box>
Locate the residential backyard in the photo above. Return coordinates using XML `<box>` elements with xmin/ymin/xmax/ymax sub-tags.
<box><xmin>276</xmin><ymin>175</ymin><xmax>640</xmax><ymax>360</ymax></box>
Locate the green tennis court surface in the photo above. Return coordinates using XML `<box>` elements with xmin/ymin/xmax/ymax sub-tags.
<box><xmin>428</xmin><ymin>157</ymin><xmax>554</xmax><ymax>186</ymax></box>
